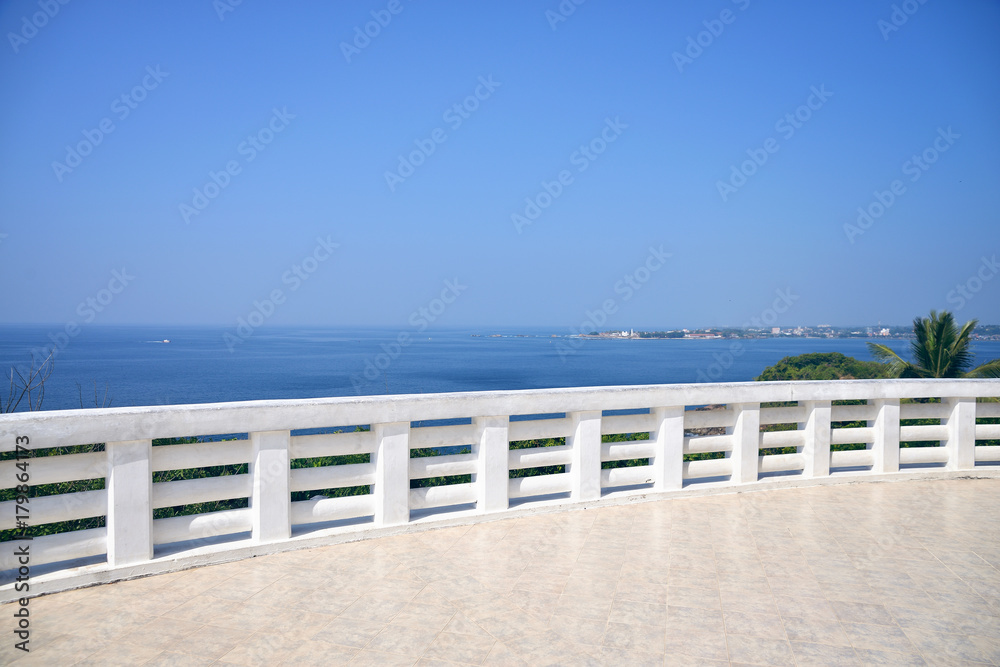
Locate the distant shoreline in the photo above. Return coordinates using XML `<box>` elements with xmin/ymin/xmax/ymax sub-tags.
<box><xmin>473</xmin><ymin>328</ymin><xmax>1000</xmax><ymax>342</ymax></box>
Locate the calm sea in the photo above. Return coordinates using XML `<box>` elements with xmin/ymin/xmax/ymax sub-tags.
<box><xmin>2</xmin><ymin>325</ymin><xmax>998</xmax><ymax>412</ymax></box>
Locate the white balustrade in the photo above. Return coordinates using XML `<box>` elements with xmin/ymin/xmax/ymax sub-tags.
<box><xmin>0</xmin><ymin>378</ymin><xmax>997</xmax><ymax>599</ymax></box>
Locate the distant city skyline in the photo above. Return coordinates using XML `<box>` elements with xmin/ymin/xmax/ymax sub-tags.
<box><xmin>1</xmin><ymin>1</ymin><xmax>998</xmax><ymax>333</ymax></box>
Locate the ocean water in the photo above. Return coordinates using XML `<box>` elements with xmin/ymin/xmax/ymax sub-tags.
<box><xmin>1</xmin><ymin>325</ymin><xmax>998</xmax><ymax>411</ymax></box>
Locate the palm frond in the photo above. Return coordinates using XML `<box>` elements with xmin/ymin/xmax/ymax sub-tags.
<box><xmin>866</xmin><ymin>342</ymin><xmax>913</xmax><ymax>378</ymax></box>
<box><xmin>910</xmin><ymin>314</ymin><xmax>935</xmax><ymax>374</ymax></box>
<box><xmin>965</xmin><ymin>358</ymin><xmax>1000</xmax><ymax>379</ymax></box>
<box><xmin>948</xmin><ymin>319</ymin><xmax>977</xmax><ymax>376</ymax></box>
<box><xmin>906</xmin><ymin>311</ymin><xmax>981</xmax><ymax>378</ymax></box>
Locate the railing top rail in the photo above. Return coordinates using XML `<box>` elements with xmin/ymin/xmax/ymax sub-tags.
<box><xmin>1</xmin><ymin>378</ymin><xmax>998</xmax><ymax>448</ymax></box>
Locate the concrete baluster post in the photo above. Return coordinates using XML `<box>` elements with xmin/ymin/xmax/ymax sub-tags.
<box><xmin>374</xmin><ymin>421</ymin><xmax>410</xmax><ymax>525</ymax></box>
<box><xmin>106</xmin><ymin>439</ymin><xmax>153</xmax><ymax>566</ymax></box>
<box><xmin>569</xmin><ymin>411</ymin><xmax>602</xmax><ymax>502</ymax></box>
<box><xmin>801</xmin><ymin>400</ymin><xmax>831</xmax><ymax>478</ymax></box>
<box><xmin>474</xmin><ymin>415</ymin><xmax>509</xmax><ymax>513</ymax></box>
<box><xmin>944</xmin><ymin>397</ymin><xmax>976</xmax><ymax>471</ymax></box>
<box><xmin>729</xmin><ymin>403</ymin><xmax>760</xmax><ymax>484</ymax></box>
<box><xmin>871</xmin><ymin>399</ymin><xmax>900</xmax><ymax>473</ymax></box>
<box><xmin>652</xmin><ymin>406</ymin><xmax>684</xmax><ymax>491</ymax></box>
<box><xmin>250</xmin><ymin>430</ymin><xmax>291</xmax><ymax>543</ymax></box>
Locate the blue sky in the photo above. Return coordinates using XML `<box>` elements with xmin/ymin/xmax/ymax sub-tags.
<box><xmin>1</xmin><ymin>0</ymin><xmax>998</xmax><ymax>331</ymax></box>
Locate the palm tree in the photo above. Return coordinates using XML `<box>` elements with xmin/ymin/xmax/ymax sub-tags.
<box><xmin>868</xmin><ymin>310</ymin><xmax>1000</xmax><ymax>378</ymax></box>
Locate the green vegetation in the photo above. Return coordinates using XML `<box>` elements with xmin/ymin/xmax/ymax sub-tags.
<box><xmin>751</xmin><ymin>324</ymin><xmax>1000</xmax><ymax>458</ymax></box>
<box><xmin>868</xmin><ymin>310</ymin><xmax>1000</xmax><ymax>378</ymax></box>
<box><xmin>508</xmin><ymin>431</ymin><xmax>652</xmax><ymax>481</ymax></box>
<box><xmin>755</xmin><ymin>352</ymin><xmax>890</xmax><ymax>381</ymax></box>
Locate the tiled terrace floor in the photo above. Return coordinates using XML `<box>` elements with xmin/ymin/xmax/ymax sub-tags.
<box><xmin>4</xmin><ymin>478</ymin><xmax>1000</xmax><ymax>666</ymax></box>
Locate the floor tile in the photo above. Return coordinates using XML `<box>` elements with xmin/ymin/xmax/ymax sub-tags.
<box><xmin>601</xmin><ymin>621</ymin><xmax>666</xmax><ymax>654</ymax></box>
<box><xmin>11</xmin><ymin>479</ymin><xmax>1000</xmax><ymax>666</ymax></box>
<box><xmin>421</xmin><ymin>631</ymin><xmax>496</xmax><ymax>664</ymax></box>
<box><xmin>789</xmin><ymin>640</ymin><xmax>862</xmax><ymax>666</ymax></box>
<box><xmin>781</xmin><ymin>615</ymin><xmax>850</xmax><ymax>646</ymax></box>
<box><xmin>724</xmin><ymin>610</ymin><xmax>786</xmax><ymax>639</ymax></box>
<box><xmin>726</xmin><ymin>633</ymin><xmax>796</xmax><ymax>666</ymax></box>
<box><xmin>831</xmin><ymin>601</ymin><xmax>896</xmax><ymax>626</ymax></box>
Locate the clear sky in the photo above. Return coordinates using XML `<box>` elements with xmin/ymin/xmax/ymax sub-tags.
<box><xmin>1</xmin><ymin>0</ymin><xmax>998</xmax><ymax>331</ymax></box>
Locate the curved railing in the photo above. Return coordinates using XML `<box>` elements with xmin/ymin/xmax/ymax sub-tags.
<box><xmin>1</xmin><ymin>378</ymin><xmax>998</xmax><ymax>599</ymax></box>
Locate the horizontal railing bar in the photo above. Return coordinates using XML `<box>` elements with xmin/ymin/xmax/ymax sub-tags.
<box><xmin>900</xmin><ymin>425</ymin><xmax>947</xmax><ymax>441</ymax></box>
<box><xmin>151</xmin><ymin>441</ymin><xmax>252</xmax><ymax>472</ymax></box>
<box><xmin>684</xmin><ymin>408</ymin><xmax>736</xmax><ymax>430</ymax></box>
<box><xmin>602</xmin><ymin>465</ymin><xmax>655</xmax><ymax>487</ymax></box>
<box><xmin>759</xmin><ymin>406</ymin><xmax>807</xmax><ymax>425</ymax></box>
<box><xmin>409</xmin><ymin>424</ymin><xmax>476</xmax><ymax>449</ymax></box>
<box><xmin>683</xmin><ymin>457</ymin><xmax>732</xmax><ymax>479</ymax></box>
<box><xmin>152</xmin><ymin>475</ymin><xmax>251</xmax><ymax>509</ymax></box>
<box><xmin>508</xmin><ymin>445</ymin><xmax>572</xmax><ymax>470</ymax></box>
<box><xmin>759</xmin><ymin>452</ymin><xmax>805</xmax><ymax>473</ymax></box>
<box><xmin>975</xmin><ymin>446</ymin><xmax>1000</xmax><ymax>462</ymax></box>
<box><xmin>0</xmin><ymin>528</ymin><xmax>106</xmax><ymax>570</ymax></box>
<box><xmin>900</xmin><ymin>402</ymin><xmax>949</xmax><ymax>419</ymax></box>
<box><xmin>0</xmin><ymin>451</ymin><xmax>104</xmax><ymax>489</ymax></box>
<box><xmin>601</xmin><ymin>441</ymin><xmax>655</xmax><ymax>462</ymax></box>
<box><xmin>409</xmin><ymin>483</ymin><xmax>477</xmax><ymax>510</ymax></box>
<box><xmin>683</xmin><ymin>434</ymin><xmax>732</xmax><ymax>454</ymax></box>
<box><xmin>830</xmin><ymin>449</ymin><xmax>874</xmax><ymax>467</ymax></box>
<box><xmin>831</xmin><ymin>427</ymin><xmax>873</xmax><ymax>445</ymax></box>
<box><xmin>975</xmin><ymin>424</ymin><xmax>1000</xmax><ymax>440</ymax></box>
<box><xmin>508</xmin><ymin>417</ymin><xmax>572</xmax><ymax>442</ymax></box>
<box><xmin>290</xmin><ymin>463</ymin><xmax>374</xmax><ymax>492</ymax></box>
<box><xmin>152</xmin><ymin>509</ymin><xmax>252</xmax><ymax>544</ymax></box>
<box><xmin>508</xmin><ymin>472</ymin><xmax>572</xmax><ymax>498</ymax></box>
<box><xmin>601</xmin><ymin>413</ymin><xmax>655</xmax><ymax>435</ymax></box>
<box><xmin>289</xmin><ymin>430</ymin><xmax>376</xmax><ymax>460</ymax></box>
<box><xmin>899</xmin><ymin>447</ymin><xmax>949</xmax><ymax>464</ymax></box>
<box><xmin>409</xmin><ymin>453</ymin><xmax>477</xmax><ymax>479</ymax></box>
<box><xmin>5</xmin><ymin>379</ymin><xmax>997</xmax><ymax>448</ymax></box>
<box><xmin>290</xmin><ymin>494</ymin><xmax>374</xmax><ymax>525</ymax></box>
<box><xmin>831</xmin><ymin>404</ymin><xmax>875</xmax><ymax>422</ymax></box>
<box><xmin>0</xmin><ymin>490</ymin><xmax>105</xmax><ymax>530</ymax></box>
<box><xmin>760</xmin><ymin>430</ymin><xmax>803</xmax><ymax>448</ymax></box>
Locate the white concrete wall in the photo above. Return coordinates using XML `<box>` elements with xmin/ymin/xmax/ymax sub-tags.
<box><xmin>1</xmin><ymin>378</ymin><xmax>998</xmax><ymax>597</ymax></box>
